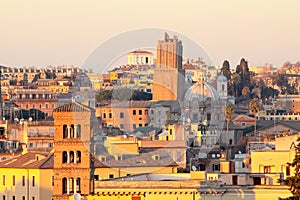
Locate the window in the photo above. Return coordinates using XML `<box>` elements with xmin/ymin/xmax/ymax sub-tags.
<box><xmin>139</xmin><ymin>110</ymin><xmax>142</xmax><ymax>115</ymax></box>
<box><xmin>94</xmin><ymin>175</ymin><xmax>99</xmax><ymax>180</ymax></box>
<box><xmin>229</xmin><ymin>139</ymin><xmax>233</xmax><ymax>145</ymax></box>
<box><xmin>45</xmin><ymin>104</ymin><xmax>48</xmax><ymax>109</ymax></box>
<box><xmin>26</xmin><ymin>104</ymin><xmax>29</xmax><ymax>109</ymax></box>
<box><xmin>52</xmin><ymin>176</ymin><xmax>54</xmax><ymax>186</ymax></box>
<box><xmin>12</xmin><ymin>175</ymin><xmax>15</xmax><ymax>186</ymax></box>
<box><xmin>70</xmin><ymin>124</ymin><xmax>75</xmax><ymax>138</ymax></box>
<box><xmin>63</xmin><ymin>125</ymin><xmax>68</xmax><ymax>139</ymax></box>
<box><xmin>39</xmin><ymin>104</ymin><xmax>42</xmax><ymax>109</ymax></box>
<box><xmin>169</xmin><ymin>129</ymin><xmax>173</xmax><ymax>135</ymax></box>
<box><xmin>32</xmin><ymin>176</ymin><xmax>35</xmax><ymax>186</ymax></box>
<box><xmin>132</xmin><ymin>124</ymin><xmax>136</xmax><ymax>129</ymax></box>
<box><xmin>213</xmin><ymin>164</ymin><xmax>220</xmax><ymax>171</ymax></box>
<box><xmin>76</xmin><ymin>151</ymin><xmax>81</xmax><ymax>163</ymax></box>
<box><xmin>199</xmin><ymin>164</ymin><xmax>206</xmax><ymax>171</ymax></box>
<box><xmin>120</xmin><ymin>124</ymin><xmax>124</xmax><ymax>129</ymax></box>
<box><xmin>76</xmin><ymin>125</ymin><xmax>81</xmax><ymax>138</ymax></box>
<box><xmin>70</xmin><ymin>151</ymin><xmax>75</xmax><ymax>163</ymax></box>
<box><xmin>286</xmin><ymin>165</ymin><xmax>290</xmax><ymax>176</ymax></box>
<box><xmin>109</xmin><ymin>174</ymin><xmax>114</xmax><ymax>179</ymax></box>
<box><xmin>22</xmin><ymin>176</ymin><xmax>25</xmax><ymax>186</ymax></box>
<box><xmin>103</xmin><ymin>113</ymin><xmax>106</xmax><ymax>119</ymax></box>
<box><xmin>62</xmin><ymin>178</ymin><xmax>67</xmax><ymax>194</ymax></box>
<box><xmin>109</xmin><ymin>113</ymin><xmax>112</xmax><ymax>118</ymax></box>
<box><xmin>264</xmin><ymin>166</ymin><xmax>271</xmax><ymax>173</ymax></box>
<box><xmin>139</xmin><ymin>124</ymin><xmax>142</xmax><ymax>127</ymax></box>
<box><xmin>52</xmin><ymin>104</ymin><xmax>55</xmax><ymax>109</ymax></box>
<box><xmin>222</xmin><ymin>84</ymin><xmax>225</xmax><ymax>91</ymax></box>
<box><xmin>133</xmin><ymin>110</ymin><xmax>136</xmax><ymax>115</ymax></box>
<box><xmin>2</xmin><ymin>175</ymin><xmax>5</xmax><ymax>186</ymax></box>
<box><xmin>62</xmin><ymin>151</ymin><xmax>68</xmax><ymax>163</ymax></box>
<box><xmin>120</xmin><ymin>112</ymin><xmax>124</xmax><ymax>118</ymax></box>
<box><xmin>242</xmin><ymin>162</ymin><xmax>246</xmax><ymax>168</ymax></box>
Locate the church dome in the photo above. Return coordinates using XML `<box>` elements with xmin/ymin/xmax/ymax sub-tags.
<box><xmin>217</xmin><ymin>74</ymin><xmax>227</xmax><ymax>82</ymax></box>
<box><xmin>184</xmin><ymin>81</ymin><xmax>219</xmax><ymax>101</ymax></box>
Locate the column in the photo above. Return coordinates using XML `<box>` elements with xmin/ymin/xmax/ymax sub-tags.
<box><xmin>74</xmin><ymin>152</ymin><xmax>77</xmax><ymax>164</ymax></box>
<box><xmin>68</xmin><ymin>126</ymin><xmax>70</xmax><ymax>138</ymax></box>
<box><xmin>67</xmin><ymin>178</ymin><xmax>70</xmax><ymax>194</ymax></box>
<box><xmin>74</xmin><ymin>178</ymin><xmax>77</xmax><ymax>193</ymax></box>
<box><xmin>74</xmin><ymin>126</ymin><xmax>77</xmax><ymax>139</ymax></box>
<box><xmin>67</xmin><ymin>152</ymin><xmax>70</xmax><ymax>164</ymax></box>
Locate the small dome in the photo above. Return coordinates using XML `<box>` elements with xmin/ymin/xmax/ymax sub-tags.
<box><xmin>217</xmin><ymin>74</ymin><xmax>227</xmax><ymax>82</ymax></box>
<box><xmin>185</xmin><ymin>81</ymin><xmax>219</xmax><ymax>101</ymax></box>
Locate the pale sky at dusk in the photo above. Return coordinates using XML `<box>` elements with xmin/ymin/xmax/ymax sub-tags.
<box><xmin>0</xmin><ymin>0</ymin><xmax>299</xmax><ymax>69</ymax></box>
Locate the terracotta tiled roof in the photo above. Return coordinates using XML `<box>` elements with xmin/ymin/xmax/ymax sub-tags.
<box><xmin>0</xmin><ymin>152</ymin><xmax>53</xmax><ymax>169</ymax></box>
<box><xmin>94</xmin><ymin>149</ymin><xmax>178</xmax><ymax>168</ymax></box>
<box><xmin>140</xmin><ymin>140</ymin><xmax>186</xmax><ymax>148</ymax></box>
<box><xmin>53</xmin><ymin>102</ymin><xmax>93</xmax><ymax>112</ymax></box>
<box><xmin>232</xmin><ymin>115</ymin><xmax>255</xmax><ymax>123</ymax></box>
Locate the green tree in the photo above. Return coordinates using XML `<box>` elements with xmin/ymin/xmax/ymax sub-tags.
<box><xmin>96</xmin><ymin>90</ymin><xmax>113</xmax><ymax>103</ymax></box>
<box><xmin>235</xmin><ymin>58</ymin><xmax>251</xmax><ymax>97</ymax></box>
<box><xmin>250</xmin><ymin>100</ymin><xmax>260</xmax><ymax>137</ymax></box>
<box><xmin>221</xmin><ymin>60</ymin><xmax>232</xmax><ymax>81</ymax></box>
<box><xmin>279</xmin><ymin>138</ymin><xmax>300</xmax><ymax>200</ymax></box>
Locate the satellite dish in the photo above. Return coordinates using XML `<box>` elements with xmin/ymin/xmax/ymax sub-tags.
<box><xmin>74</xmin><ymin>193</ymin><xmax>81</xmax><ymax>200</ymax></box>
<box><xmin>238</xmin><ymin>151</ymin><xmax>241</xmax><ymax>154</ymax></box>
<box><xmin>192</xmin><ymin>165</ymin><xmax>197</xmax><ymax>171</ymax></box>
<box><xmin>29</xmin><ymin>117</ymin><xmax>33</xmax><ymax>121</ymax></box>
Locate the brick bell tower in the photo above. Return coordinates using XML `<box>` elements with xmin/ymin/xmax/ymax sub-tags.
<box><xmin>52</xmin><ymin>102</ymin><xmax>96</xmax><ymax>200</ymax></box>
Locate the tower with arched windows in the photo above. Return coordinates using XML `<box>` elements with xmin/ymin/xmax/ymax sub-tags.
<box><xmin>52</xmin><ymin>102</ymin><xmax>96</xmax><ymax>200</ymax></box>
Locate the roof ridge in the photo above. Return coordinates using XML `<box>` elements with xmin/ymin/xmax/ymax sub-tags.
<box><xmin>53</xmin><ymin>101</ymin><xmax>94</xmax><ymax>112</ymax></box>
<box><xmin>39</xmin><ymin>154</ymin><xmax>53</xmax><ymax>168</ymax></box>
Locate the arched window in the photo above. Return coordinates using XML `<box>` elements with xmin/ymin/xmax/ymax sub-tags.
<box><xmin>63</xmin><ymin>125</ymin><xmax>68</xmax><ymax>139</ymax></box>
<box><xmin>62</xmin><ymin>178</ymin><xmax>67</xmax><ymax>194</ymax></box>
<box><xmin>76</xmin><ymin>125</ymin><xmax>81</xmax><ymax>138</ymax></box>
<box><xmin>76</xmin><ymin>151</ymin><xmax>81</xmax><ymax>163</ymax></box>
<box><xmin>70</xmin><ymin>124</ymin><xmax>75</xmax><ymax>138</ymax></box>
<box><xmin>76</xmin><ymin>178</ymin><xmax>81</xmax><ymax>193</ymax></box>
<box><xmin>70</xmin><ymin>151</ymin><xmax>75</xmax><ymax>163</ymax></box>
<box><xmin>62</xmin><ymin>151</ymin><xmax>68</xmax><ymax>163</ymax></box>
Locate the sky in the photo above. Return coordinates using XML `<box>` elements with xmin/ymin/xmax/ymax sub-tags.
<box><xmin>0</xmin><ymin>0</ymin><xmax>300</xmax><ymax>69</ymax></box>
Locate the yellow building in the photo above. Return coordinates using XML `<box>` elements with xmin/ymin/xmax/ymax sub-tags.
<box><xmin>109</xmin><ymin>72</ymin><xmax>118</xmax><ymax>83</ymax></box>
<box><xmin>0</xmin><ymin>152</ymin><xmax>53</xmax><ymax>200</ymax></box>
<box><xmin>71</xmin><ymin>175</ymin><xmax>291</xmax><ymax>200</ymax></box>
<box><xmin>251</xmin><ymin>149</ymin><xmax>295</xmax><ymax>179</ymax></box>
<box><xmin>104</xmin><ymin>135</ymin><xmax>139</xmax><ymax>155</ymax></box>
